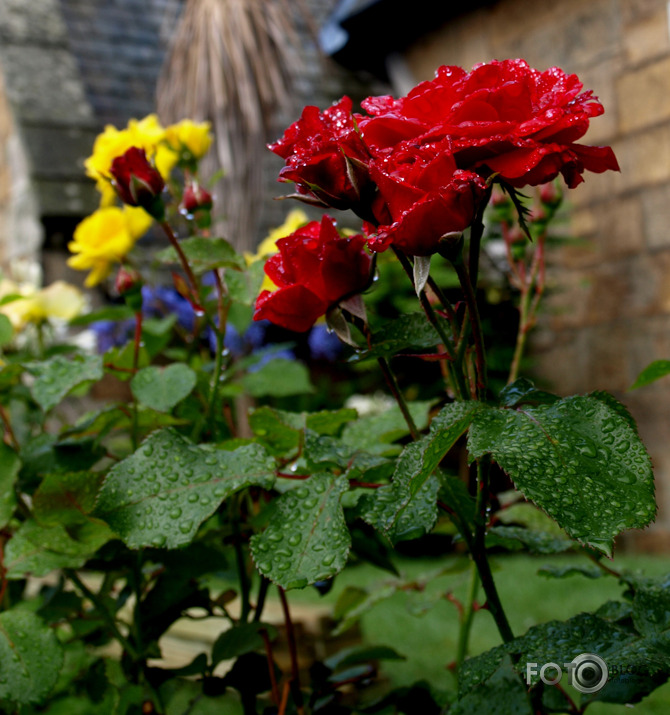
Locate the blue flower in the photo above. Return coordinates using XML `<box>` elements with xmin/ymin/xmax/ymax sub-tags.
<box><xmin>308</xmin><ymin>324</ymin><xmax>342</xmax><ymax>361</ymax></box>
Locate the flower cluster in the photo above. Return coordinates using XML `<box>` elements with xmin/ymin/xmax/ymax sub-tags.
<box><xmin>269</xmin><ymin>59</ymin><xmax>618</xmax><ymax>258</ymax></box>
<box><xmin>70</xmin><ymin>116</ymin><xmax>212</xmax><ymax>287</ymax></box>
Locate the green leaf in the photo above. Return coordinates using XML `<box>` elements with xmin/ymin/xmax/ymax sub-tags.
<box><xmin>499</xmin><ymin>377</ymin><xmax>559</xmax><ymax>407</ymax></box>
<box><xmin>130</xmin><ymin>364</ymin><xmax>197</xmax><ymax>412</ymax></box>
<box><xmin>226</xmin><ymin>260</ymin><xmax>265</xmax><ymax>305</ymax></box>
<box><xmin>250</xmin><ymin>473</ymin><xmax>350</xmax><ymax>589</ymax></box>
<box><xmin>630</xmin><ymin>359</ymin><xmax>670</xmax><ymax>390</ymax></box>
<box><xmin>325</xmin><ymin>644</ymin><xmax>406</xmax><ymax>671</ymax></box>
<box><xmin>94</xmin><ymin>428</ymin><xmax>275</xmax><ymax>549</ymax></box>
<box><xmin>33</xmin><ymin>471</ymin><xmax>105</xmax><ymax>526</ymax></box>
<box><xmin>0</xmin><ymin>442</ymin><xmax>19</xmax><ymax>528</ymax></box>
<box><xmin>468</xmin><ymin>395</ymin><xmax>656</xmax><ymax>556</ymax></box>
<box><xmin>632</xmin><ymin>585</ymin><xmax>670</xmax><ymax>637</ymax></box>
<box><xmin>69</xmin><ymin>305</ymin><xmax>134</xmax><ymax>326</ymax></box>
<box><xmin>537</xmin><ymin>564</ymin><xmax>604</xmax><ymax>580</ymax></box>
<box><xmin>0</xmin><ymin>313</ymin><xmax>13</xmax><ymax>346</ymax></box>
<box><xmin>0</xmin><ymin>609</ymin><xmax>64</xmax><ymax>705</ymax></box>
<box><xmin>451</xmin><ymin>659</ymin><xmax>533</xmax><ymax>715</ymax></box>
<box><xmin>156</xmin><ymin>236</ymin><xmax>245</xmax><ymax>273</ymax></box>
<box><xmin>241</xmin><ymin>358</ymin><xmax>313</xmax><ymax>397</ymax></box>
<box><xmin>362</xmin><ymin>402</ymin><xmax>482</xmax><ymax>542</ymax></box>
<box><xmin>486</xmin><ymin>526</ymin><xmax>575</xmax><ymax>555</ymax></box>
<box><xmin>160</xmin><ymin>679</ymin><xmax>243</xmax><ymax>715</ymax></box>
<box><xmin>27</xmin><ymin>353</ymin><xmax>103</xmax><ymax>411</ymax></box>
<box><xmin>305</xmin><ymin>408</ymin><xmax>358</xmax><ymax>435</ymax></box>
<box><xmin>341</xmin><ymin>400</ymin><xmax>433</xmax><ymax>454</ymax></box>
<box><xmin>248</xmin><ymin>406</ymin><xmax>303</xmax><ymax>455</ymax></box>
<box><xmin>103</xmin><ymin>342</ymin><xmax>150</xmax><ymax>380</ymax></box>
<box><xmin>211</xmin><ymin>622</ymin><xmax>277</xmax><ymax>667</ymax></box>
<box><xmin>4</xmin><ymin>519</ymin><xmax>113</xmax><ymax>578</ymax></box>
<box><xmin>354</xmin><ymin>313</ymin><xmax>451</xmax><ymax>361</ymax></box>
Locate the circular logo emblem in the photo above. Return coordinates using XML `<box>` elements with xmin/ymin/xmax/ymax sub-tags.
<box><xmin>569</xmin><ymin>653</ymin><xmax>609</xmax><ymax>694</ymax></box>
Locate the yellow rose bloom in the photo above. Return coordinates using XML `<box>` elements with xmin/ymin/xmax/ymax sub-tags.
<box><xmin>1</xmin><ymin>281</ymin><xmax>84</xmax><ymax>329</ymax></box>
<box><xmin>68</xmin><ymin>206</ymin><xmax>152</xmax><ymax>287</ymax></box>
<box><xmin>165</xmin><ymin>119</ymin><xmax>213</xmax><ymax>163</ymax></box>
<box><xmin>84</xmin><ymin>114</ymin><xmax>176</xmax><ymax>206</ymax></box>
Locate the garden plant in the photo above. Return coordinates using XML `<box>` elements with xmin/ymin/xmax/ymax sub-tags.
<box><xmin>0</xmin><ymin>59</ymin><xmax>668</xmax><ymax>715</ymax></box>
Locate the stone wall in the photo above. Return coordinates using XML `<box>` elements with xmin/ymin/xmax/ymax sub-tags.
<box><xmin>401</xmin><ymin>0</ymin><xmax>670</xmax><ymax>545</ymax></box>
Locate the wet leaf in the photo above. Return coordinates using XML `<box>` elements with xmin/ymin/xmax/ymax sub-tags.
<box><xmin>27</xmin><ymin>353</ymin><xmax>103</xmax><ymax>412</ymax></box>
<box><xmin>130</xmin><ymin>363</ymin><xmax>197</xmax><ymax>413</ymax></box>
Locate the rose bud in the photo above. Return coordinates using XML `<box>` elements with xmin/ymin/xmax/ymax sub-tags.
<box><xmin>110</xmin><ymin>147</ymin><xmax>165</xmax><ymax>219</ymax></box>
<box><xmin>114</xmin><ymin>266</ymin><xmax>143</xmax><ymax>310</ymax></box>
<box><xmin>180</xmin><ymin>182</ymin><xmax>213</xmax><ymax>214</ymax></box>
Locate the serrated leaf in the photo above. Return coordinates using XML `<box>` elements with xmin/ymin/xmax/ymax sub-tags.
<box><xmin>4</xmin><ymin>519</ymin><xmax>112</xmax><ymax>579</ymax></box>
<box><xmin>630</xmin><ymin>359</ymin><xmax>670</xmax><ymax>390</ymax></box>
<box><xmin>211</xmin><ymin>623</ymin><xmax>277</xmax><ymax>666</ymax></box>
<box><xmin>27</xmin><ymin>353</ymin><xmax>103</xmax><ymax>411</ymax></box>
<box><xmin>468</xmin><ymin>395</ymin><xmax>656</xmax><ymax>556</ymax></box>
<box><xmin>33</xmin><ymin>471</ymin><xmax>105</xmax><ymax>526</ymax></box>
<box><xmin>354</xmin><ymin>313</ymin><xmax>451</xmax><ymax>361</ymax></box>
<box><xmin>250</xmin><ymin>473</ymin><xmax>350</xmax><ymax>589</ymax></box>
<box><xmin>94</xmin><ymin>429</ymin><xmax>275</xmax><ymax>549</ymax></box>
<box><xmin>0</xmin><ymin>609</ymin><xmax>64</xmax><ymax>704</ymax></box>
<box><xmin>130</xmin><ymin>363</ymin><xmax>197</xmax><ymax>412</ymax></box>
<box><xmin>241</xmin><ymin>358</ymin><xmax>313</xmax><ymax>397</ymax></box>
<box><xmin>0</xmin><ymin>442</ymin><xmax>19</xmax><ymax>528</ymax></box>
<box><xmin>156</xmin><ymin>236</ymin><xmax>245</xmax><ymax>273</ymax></box>
<box><xmin>362</xmin><ymin>402</ymin><xmax>482</xmax><ymax>542</ymax></box>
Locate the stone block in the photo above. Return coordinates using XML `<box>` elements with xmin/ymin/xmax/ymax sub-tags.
<box><xmin>623</xmin><ymin>6</ymin><xmax>670</xmax><ymax>65</ymax></box>
<box><xmin>641</xmin><ymin>182</ymin><xmax>670</xmax><ymax>249</ymax></box>
<box><xmin>617</xmin><ymin>57</ymin><xmax>670</xmax><ymax>133</ymax></box>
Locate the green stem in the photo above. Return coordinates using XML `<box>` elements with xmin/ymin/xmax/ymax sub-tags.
<box><xmin>450</xmin><ymin>255</ymin><xmax>487</xmax><ymax>398</ymax></box>
<box><xmin>456</xmin><ymin>562</ymin><xmax>480</xmax><ymax>671</ymax></box>
<box><xmin>131</xmin><ymin>310</ymin><xmax>142</xmax><ymax>450</ymax></box>
<box><xmin>159</xmin><ymin>221</ymin><xmax>200</xmax><ymax>302</ymax></box>
<box><xmin>377</xmin><ymin>357</ymin><xmax>421</xmax><ymax>440</ymax></box>
<box><xmin>66</xmin><ymin>569</ymin><xmax>140</xmax><ymax>660</ymax></box>
<box><xmin>471</xmin><ymin>460</ymin><xmax>514</xmax><ymax>643</ymax></box>
<box><xmin>391</xmin><ymin>247</ymin><xmax>469</xmax><ymax>400</ymax></box>
<box><xmin>232</xmin><ymin>496</ymin><xmax>252</xmax><ymax>622</ymax></box>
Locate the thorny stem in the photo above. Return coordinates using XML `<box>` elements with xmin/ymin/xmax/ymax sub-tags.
<box><xmin>278</xmin><ymin>586</ymin><xmax>304</xmax><ymax>714</ymax></box>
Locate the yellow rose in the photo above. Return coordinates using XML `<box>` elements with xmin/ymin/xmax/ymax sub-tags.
<box><xmin>0</xmin><ymin>281</ymin><xmax>84</xmax><ymax>329</ymax></box>
<box><xmin>68</xmin><ymin>206</ymin><xmax>152</xmax><ymax>287</ymax></box>
<box><xmin>165</xmin><ymin>119</ymin><xmax>213</xmax><ymax>163</ymax></box>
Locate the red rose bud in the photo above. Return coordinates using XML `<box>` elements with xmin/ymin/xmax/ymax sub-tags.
<box><xmin>110</xmin><ymin>147</ymin><xmax>165</xmax><ymax>219</ymax></box>
<box><xmin>540</xmin><ymin>181</ymin><xmax>562</xmax><ymax>207</ymax></box>
<box><xmin>180</xmin><ymin>182</ymin><xmax>213</xmax><ymax>214</ymax></box>
<box><xmin>253</xmin><ymin>216</ymin><xmax>373</xmax><ymax>332</ymax></box>
<box><xmin>115</xmin><ymin>266</ymin><xmax>143</xmax><ymax>310</ymax></box>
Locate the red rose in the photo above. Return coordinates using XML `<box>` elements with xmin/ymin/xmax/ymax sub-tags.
<box><xmin>180</xmin><ymin>182</ymin><xmax>213</xmax><ymax>213</ymax></box>
<box><xmin>110</xmin><ymin>147</ymin><xmax>165</xmax><ymax>217</ymax></box>
<box><xmin>366</xmin><ymin>142</ymin><xmax>488</xmax><ymax>255</ymax></box>
<box><xmin>359</xmin><ymin>59</ymin><xmax>618</xmax><ymax>189</ymax></box>
<box><xmin>253</xmin><ymin>216</ymin><xmax>372</xmax><ymax>332</ymax></box>
<box><xmin>269</xmin><ymin>97</ymin><xmax>374</xmax><ymax>215</ymax></box>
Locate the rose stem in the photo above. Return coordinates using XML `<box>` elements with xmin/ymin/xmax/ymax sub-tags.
<box><xmin>278</xmin><ymin>586</ymin><xmax>305</xmax><ymax>714</ymax></box>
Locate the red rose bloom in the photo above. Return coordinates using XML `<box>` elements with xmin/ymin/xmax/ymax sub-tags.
<box><xmin>110</xmin><ymin>147</ymin><xmax>165</xmax><ymax>215</ymax></box>
<box><xmin>367</xmin><ymin>142</ymin><xmax>488</xmax><ymax>255</ymax></box>
<box><xmin>269</xmin><ymin>97</ymin><xmax>374</xmax><ymax>215</ymax></box>
<box><xmin>253</xmin><ymin>216</ymin><xmax>372</xmax><ymax>332</ymax></box>
<box><xmin>359</xmin><ymin>59</ymin><xmax>618</xmax><ymax>189</ymax></box>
